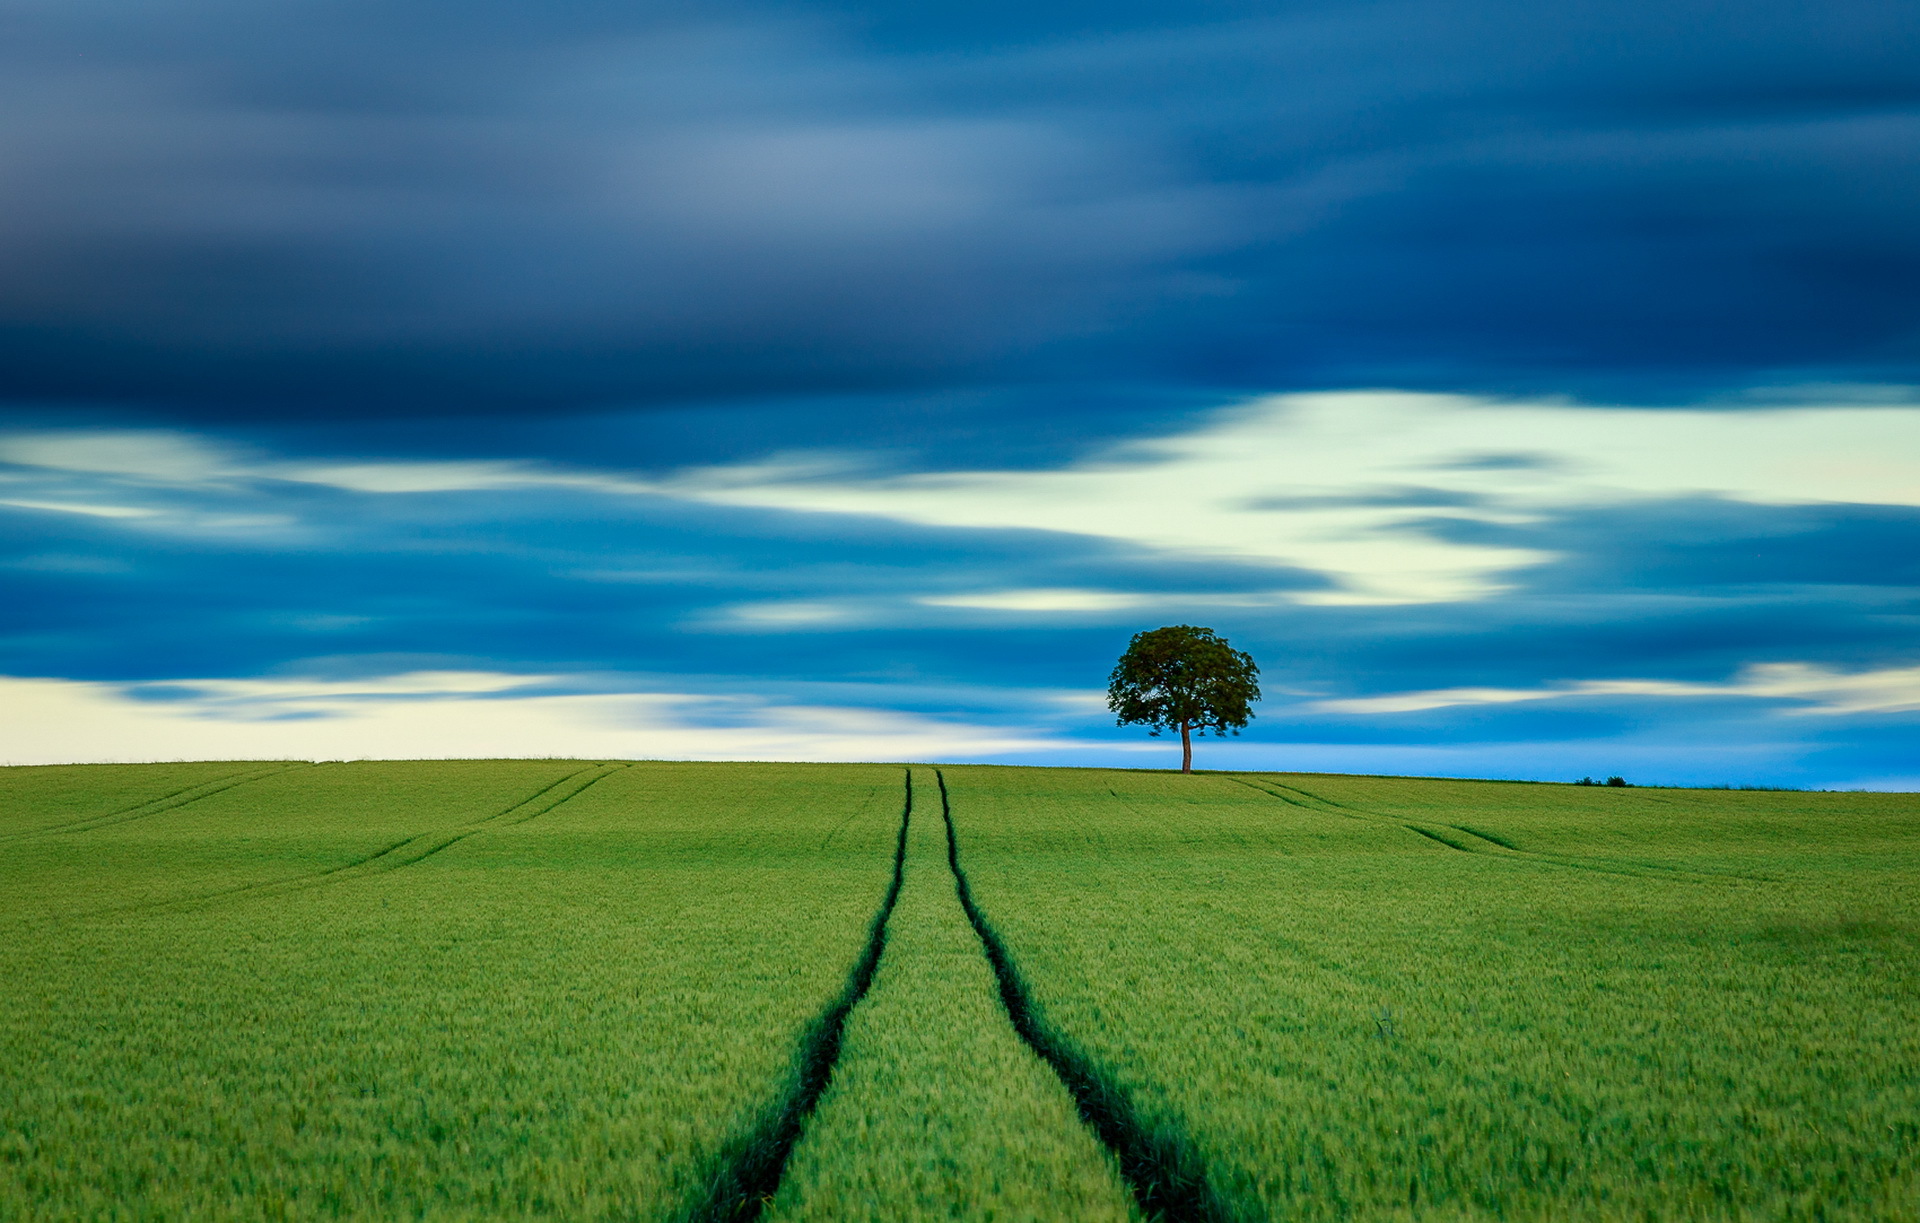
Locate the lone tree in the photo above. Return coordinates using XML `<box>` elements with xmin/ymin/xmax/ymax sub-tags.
<box><xmin>1107</xmin><ymin>624</ymin><xmax>1261</xmax><ymax>773</ymax></box>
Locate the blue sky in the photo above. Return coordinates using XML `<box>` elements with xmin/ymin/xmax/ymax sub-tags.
<box><xmin>2</xmin><ymin>0</ymin><xmax>1917</xmax><ymax>785</ymax></box>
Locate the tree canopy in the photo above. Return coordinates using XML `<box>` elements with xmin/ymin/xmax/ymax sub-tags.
<box><xmin>1107</xmin><ymin>624</ymin><xmax>1261</xmax><ymax>772</ymax></box>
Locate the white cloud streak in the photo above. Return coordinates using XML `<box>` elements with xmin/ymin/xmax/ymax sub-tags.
<box><xmin>1313</xmin><ymin>663</ymin><xmax>1920</xmax><ymax>716</ymax></box>
<box><xmin>0</xmin><ymin>672</ymin><xmax>1090</xmax><ymax>766</ymax></box>
<box><xmin>6</xmin><ymin>389</ymin><xmax>1920</xmax><ymax>605</ymax></box>
<box><xmin>0</xmin><ymin>498</ymin><xmax>158</xmax><ymax>518</ymax></box>
<box><xmin>666</xmin><ymin>391</ymin><xmax>1920</xmax><ymax>604</ymax></box>
<box><xmin>919</xmin><ymin>588</ymin><xmax>1158</xmax><ymax>612</ymax></box>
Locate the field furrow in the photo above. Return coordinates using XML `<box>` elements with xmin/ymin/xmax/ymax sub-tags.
<box><xmin>944</xmin><ymin>764</ymin><xmax>1920</xmax><ymax>1221</ymax></box>
<box><xmin>0</xmin><ymin>762</ymin><xmax>305</xmax><ymax>841</ymax></box>
<box><xmin>0</xmin><ymin>761</ymin><xmax>906</xmax><ymax>1220</ymax></box>
<box><xmin>0</xmin><ymin>759</ymin><xmax>606</xmax><ymax>924</ymax></box>
<box><xmin>3</xmin><ymin>760</ymin><xmax>1914</xmax><ymax>1221</ymax></box>
<box><xmin>1239</xmin><ymin>775</ymin><xmax>1761</xmax><ymax>884</ymax></box>
<box><xmin>936</xmin><ymin>769</ymin><xmax>1232</xmax><ymax>1223</ymax></box>
<box><xmin>679</xmin><ymin>770</ymin><xmax>912</xmax><ymax>1223</ymax></box>
<box><xmin>76</xmin><ymin>762</ymin><xmax>639</xmax><ymax>920</ymax></box>
<box><xmin>0</xmin><ymin>762</ymin><xmax>297</xmax><ymax>838</ymax></box>
<box><xmin>763</xmin><ymin>767</ymin><xmax>1139</xmax><ymax>1223</ymax></box>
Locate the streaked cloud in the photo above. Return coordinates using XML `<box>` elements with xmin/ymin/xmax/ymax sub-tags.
<box><xmin>671</xmin><ymin>391</ymin><xmax>1920</xmax><ymax>604</ymax></box>
<box><xmin>711</xmin><ymin>600</ymin><xmax>866</xmax><ymax>630</ymax></box>
<box><xmin>1315</xmin><ymin>663</ymin><xmax>1920</xmax><ymax>716</ymax></box>
<box><xmin>0</xmin><ymin>672</ymin><xmax>1086</xmax><ymax>766</ymax></box>
<box><xmin>0</xmin><ymin>431</ymin><xmax>245</xmax><ymax>483</ymax></box>
<box><xmin>0</xmin><ymin>498</ymin><xmax>158</xmax><ymax>519</ymax></box>
<box><xmin>919</xmin><ymin>588</ymin><xmax>1157</xmax><ymax>613</ymax></box>
<box><xmin>7</xmin><ymin>390</ymin><xmax>1920</xmax><ymax>605</ymax></box>
<box><xmin>1</xmin><ymin>0</ymin><xmax>1917</xmax><ymax>787</ymax></box>
<box><xmin>3</xmin><ymin>2</ymin><xmax>1914</xmax><ymax>406</ymax></box>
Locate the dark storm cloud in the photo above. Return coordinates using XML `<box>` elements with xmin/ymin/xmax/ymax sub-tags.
<box><xmin>0</xmin><ymin>0</ymin><xmax>1245</xmax><ymax>411</ymax></box>
<box><xmin>4</xmin><ymin>2</ymin><xmax>1918</xmax><ymax>784</ymax></box>
<box><xmin>1</xmin><ymin>0</ymin><xmax>1916</xmax><ymax>416</ymax></box>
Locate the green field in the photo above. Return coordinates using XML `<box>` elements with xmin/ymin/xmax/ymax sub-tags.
<box><xmin>1</xmin><ymin>761</ymin><xmax>1915</xmax><ymax>1220</ymax></box>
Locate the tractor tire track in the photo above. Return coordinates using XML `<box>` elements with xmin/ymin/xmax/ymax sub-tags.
<box><xmin>678</xmin><ymin>770</ymin><xmax>913</xmax><ymax>1223</ymax></box>
<box><xmin>1250</xmin><ymin>778</ymin><xmax>1366</xmax><ymax>812</ymax></box>
<box><xmin>937</xmin><ymin>770</ymin><xmax>1240</xmax><ymax>1223</ymax></box>
<box><xmin>1235</xmin><ymin>777</ymin><xmax>1766</xmax><ymax>884</ymax></box>
<box><xmin>1228</xmin><ymin>775</ymin><xmax>1366</xmax><ymax>819</ymax></box>
<box><xmin>1240</xmin><ymin>775</ymin><xmax>1657</xmax><ymax>875</ymax></box>
<box><xmin>817</xmin><ymin>783</ymin><xmax>883</xmax><ymax>850</ymax></box>
<box><xmin>1450</xmin><ymin>822</ymin><xmax>1518</xmax><ymax>849</ymax></box>
<box><xmin>19</xmin><ymin>762</ymin><xmax>628</xmax><ymax>927</ymax></box>
<box><xmin>0</xmin><ymin>763</ymin><xmax>309</xmax><ymax>842</ymax></box>
<box><xmin>166</xmin><ymin>761</ymin><xmax>631</xmax><ymax>908</ymax></box>
<box><xmin>1402</xmin><ymin>823</ymin><xmax>1481</xmax><ymax>853</ymax></box>
<box><xmin>1395</xmin><ymin>822</ymin><xmax>1709</xmax><ymax>881</ymax></box>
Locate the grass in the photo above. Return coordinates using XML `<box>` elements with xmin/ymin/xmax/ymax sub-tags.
<box><xmin>764</xmin><ymin>768</ymin><xmax>1137</xmax><ymax>1223</ymax></box>
<box><xmin>935</xmin><ymin>769</ymin><xmax>1228</xmax><ymax>1223</ymax></box>
<box><xmin>0</xmin><ymin>760</ymin><xmax>293</xmax><ymax>837</ymax></box>
<box><xmin>943</xmin><ymin>765</ymin><xmax>1920</xmax><ymax>1221</ymax></box>
<box><xmin>0</xmin><ymin>761</ymin><xmax>904</xmax><ymax>1220</ymax></box>
<box><xmin>679</xmin><ymin>768</ymin><xmax>914</xmax><ymax>1223</ymax></box>
<box><xmin>2</xmin><ymin>760</ymin><xmax>1916</xmax><ymax>1220</ymax></box>
<box><xmin>0</xmin><ymin>759</ymin><xmax>599</xmax><ymax>922</ymax></box>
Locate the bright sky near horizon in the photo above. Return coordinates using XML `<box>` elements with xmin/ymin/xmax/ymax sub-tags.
<box><xmin>3</xmin><ymin>0</ymin><xmax>1918</xmax><ymax>785</ymax></box>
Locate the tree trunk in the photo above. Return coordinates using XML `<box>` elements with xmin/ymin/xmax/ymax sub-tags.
<box><xmin>1180</xmin><ymin>720</ymin><xmax>1192</xmax><ymax>773</ymax></box>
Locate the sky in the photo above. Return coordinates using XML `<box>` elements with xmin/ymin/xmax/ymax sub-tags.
<box><xmin>2</xmin><ymin>0</ymin><xmax>1918</xmax><ymax>785</ymax></box>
